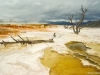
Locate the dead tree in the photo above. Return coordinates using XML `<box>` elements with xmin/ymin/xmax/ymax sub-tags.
<box><xmin>26</xmin><ymin>37</ymin><xmax>29</xmax><ymax>42</ymax></box>
<box><xmin>0</xmin><ymin>36</ymin><xmax>54</xmax><ymax>45</ymax></box>
<box><xmin>67</xmin><ymin>5</ymin><xmax>87</xmax><ymax>34</ymax></box>
<box><xmin>17</xmin><ymin>35</ymin><xmax>25</xmax><ymax>44</ymax></box>
<box><xmin>64</xmin><ymin>25</ymin><xmax>68</xmax><ymax>29</ymax></box>
<box><xmin>11</xmin><ymin>36</ymin><xmax>19</xmax><ymax>42</ymax></box>
<box><xmin>53</xmin><ymin>33</ymin><xmax>56</xmax><ymax>38</ymax></box>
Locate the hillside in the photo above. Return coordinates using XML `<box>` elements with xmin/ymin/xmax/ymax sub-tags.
<box><xmin>83</xmin><ymin>20</ymin><xmax>100</xmax><ymax>27</ymax></box>
<box><xmin>46</xmin><ymin>20</ymin><xmax>100</xmax><ymax>28</ymax></box>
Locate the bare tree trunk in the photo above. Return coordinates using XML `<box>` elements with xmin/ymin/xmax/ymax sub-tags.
<box><xmin>72</xmin><ymin>25</ymin><xmax>76</xmax><ymax>33</ymax></box>
<box><xmin>67</xmin><ymin>5</ymin><xmax>87</xmax><ymax>34</ymax></box>
<box><xmin>74</xmin><ymin>26</ymin><xmax>80</xmax><ymax>34</ymax></box>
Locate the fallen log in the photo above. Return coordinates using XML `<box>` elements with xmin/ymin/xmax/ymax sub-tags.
<box><xmin>0</xmin><ymin>35</ymin><xmax>54</xmax><ymax>45</ymax></box>
<box><xmin>0</xmin><ymin>39</ymin><xmax>54</xmax><ymax>45</ymax></box>
<box><xmin>26</xmin><ymin>37</ymin><xmax>29</xmax><ymax>42</ymax></box>
<box><xmin>18</xmin><ymin>35</ymin><xmax>25</xmax><ymax>42</ymax></box>
<box><xmin>11</xmin><ymin>36</ymin><xmax>19</xmax><ymax>42</ymax></box>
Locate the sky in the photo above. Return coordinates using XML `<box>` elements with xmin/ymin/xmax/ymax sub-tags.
<box><xmin>0</xmin><ymin>0</ymin><xmax>100</xmax><ymax>23</ymax></box>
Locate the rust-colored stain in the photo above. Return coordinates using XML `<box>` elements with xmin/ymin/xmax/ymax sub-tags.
<box><xmin>0</xmin><ymin>24</ymin><xmax>58</xmax><ymax>38</ymax></box>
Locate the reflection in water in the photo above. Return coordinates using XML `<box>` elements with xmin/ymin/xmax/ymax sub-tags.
<box><xmin>40</xmin><ymin>48</ymin><xmax>99</xmax><ymax>75</ymax></box>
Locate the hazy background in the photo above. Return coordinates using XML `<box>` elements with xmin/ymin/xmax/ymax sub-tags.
<box><xmin>0</xmin><ymin>0</ymin><xmax>100</xmax><ymax>23</ymax></box>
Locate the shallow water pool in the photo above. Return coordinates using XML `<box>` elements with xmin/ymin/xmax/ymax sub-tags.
<box><xmin>40</xmin><ymin>48</ymin><xmax>99</xmax><ymax>75</ymax></box>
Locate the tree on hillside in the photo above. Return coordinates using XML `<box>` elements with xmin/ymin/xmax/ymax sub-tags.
<box><xmin>67</xmin><ymin>5</ymin><xmax>87</xmax><ymax>34</ymax></box>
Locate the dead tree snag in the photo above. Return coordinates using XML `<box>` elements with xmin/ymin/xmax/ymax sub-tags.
<box><xmin>67</xmin><ymin>5</ymin><xmax>87</xmax><ymax>34</ymax></box>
